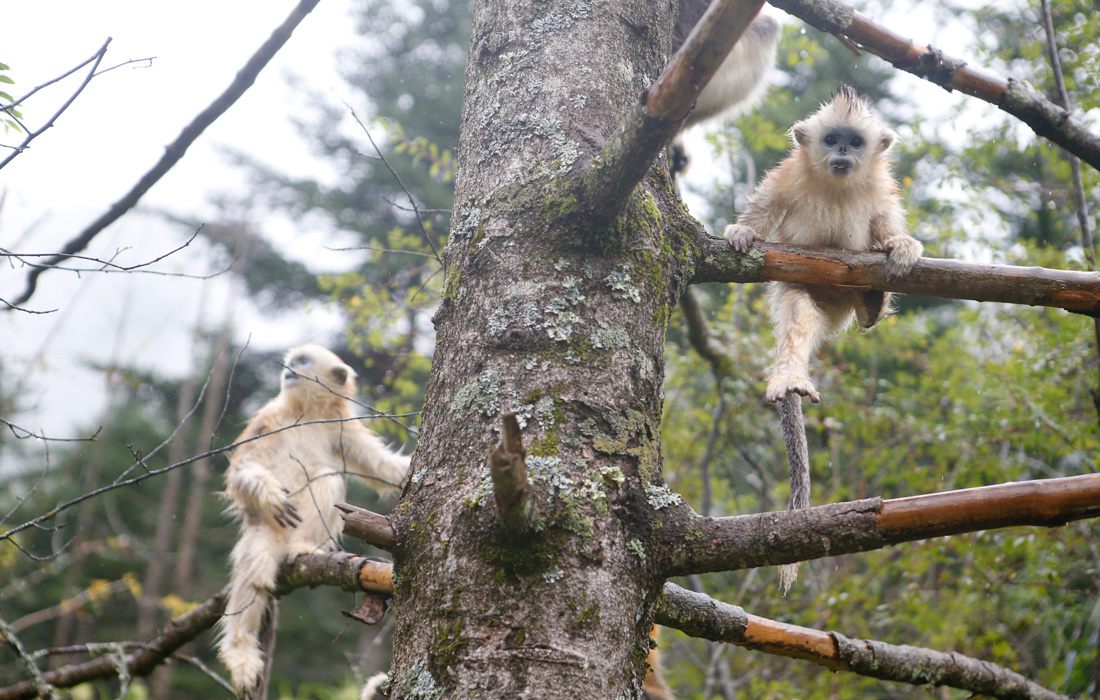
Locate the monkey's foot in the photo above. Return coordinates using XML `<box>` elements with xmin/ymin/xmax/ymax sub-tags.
<box><xmin>766</xmin><ymin>373</ymin><xmax>820</xmax><ymax>403</ymax></box>
<box><xmin>723</xmin><ymin>224</ymin><xmax>761</xmax><ymax>254</ymax></box>
<box><xmin>882</xmin><ymin>235</ymin><xmax>923</xmax><ymax>278</ymax></box>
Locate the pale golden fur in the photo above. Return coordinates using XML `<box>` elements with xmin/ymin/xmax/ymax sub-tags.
<box><xmin>725</xmin><ymin>86</ymin><xmax>922</xmax><ymax>404</ymax></box>
<box><xmin>217</xmin><ymin>344</ymin><xmax>410</xmax><ymax>698</ymax></box>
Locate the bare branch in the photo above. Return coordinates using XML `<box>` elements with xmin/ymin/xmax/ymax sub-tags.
<box><xmin>1</xmin><ymin>227</ymin><xmax>231</xmax><ymax>282</ymax></box>
<box><xmin>0</xmin><ymin>615</ymin><xmax>58</xmax><ymax>700</ymax></box>
<box><xmin>577</xmin><ymin>0</ymin><xmax>765</xmax><ymax>223</ymax></box>
<box><xmin>0</xmin><ymin>553</ymin><xmax>394</xmax><ymax>700</ymax></box>
<box><xmin>0</xmin><ymin>297</ymin><xmax>57</xmax><ymax>315</ymax></box>
<box><xmin>5</xmin><ymin>0</ymin><xmax>323</xmax><ymax>309</ymax></box>
<box><xmin>658</xmin><ymin>473</ymin><xmax>1100</xmax><ymax>576</ymax></box>
<box><xmin>0</xmin><ymin>419</ymin><xmax>100</xmax><ymax>443</ymax></box>
<box><xmin>691</xmin><ymin>237</ymin><xmax>1100</xmax><ymax>315</ymax></box>
<box><xmin>656</xmin><ymin>583</ymin><xmax>1069</xmax><ymax>700</ymax></box>
<box><xmin>336</xmin><ymin>502</ymin><xmax>396</xmax><ymax>549</ymax></box>
<box><xmin>0</xmin><ymin>39</ymin><xmax>111</xmax><ymax>171</ymax></box>
<box><xmin>768</xmin><ymin>0</ymin><xmax>1100</xmax><ymax>171</ymax></box>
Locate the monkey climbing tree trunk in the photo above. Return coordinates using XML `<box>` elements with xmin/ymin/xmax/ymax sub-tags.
<box><xmin>386</xmin><ymin>0</ymin><xmax>701</xmax><ymax>695</ymax></box>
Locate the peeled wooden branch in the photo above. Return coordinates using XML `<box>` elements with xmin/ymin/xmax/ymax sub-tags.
<box><xmin>660</xmin><ymin>473</ymin><xmax>1100</xmax><ymax>576</ymax></box>
<box><xmin>656</xmin><ymin>584</ymin><xmax>1069</xmax><ymax>700</ymax></box>
<box><xmin>336</xmin><ymin>502</ymin><xmax>396</xmax><ymax>549</ymax></box>
<box><xmin>0</xmin><ymin>553</ymin><xmax>394</xmax><ymax>700</ymax></box>
<box><xmin>692</xmin><ymin>237</ymin><xmax>1100</xmax><ymax>315</ymax></box>
<box><xmin>488</xmin><ymin>413</ymin><xmax>535</xmax><ymax>534</ymax></box>
<box><xmin>767</xmin><ymin>0</ymin><xmax>1100</xmax><ymax>172</ymax></box>
<box><xmin>577</xmin><ymin>0</ymin><xmax>764</xmax><ymax>223</ymax></box>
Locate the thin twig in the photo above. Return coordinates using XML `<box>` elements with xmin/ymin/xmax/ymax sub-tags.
<box><xmin>343</xmin><ymin>102</ymin><xmax>443</xmax><ymax>264</ymax></box>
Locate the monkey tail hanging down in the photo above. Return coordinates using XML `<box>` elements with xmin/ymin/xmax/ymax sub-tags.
<box><xmin>724</xmin><ymin>86</ymin><xmax>923</xmax><ymax>591</ymax></box>
<box><xmin>217</xmin><ymin>344</ymin><xmax>411</xmax><ymax>699</ymax></box>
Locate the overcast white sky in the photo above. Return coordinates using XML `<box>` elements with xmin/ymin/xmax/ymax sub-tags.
<box><xmin>1</xmin><ymin>1</ymin><xmax>363</xmax><ymax>436</ymax></box>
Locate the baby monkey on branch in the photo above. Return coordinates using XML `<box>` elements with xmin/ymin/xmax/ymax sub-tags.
<box><xmin>724</xmin><ymin>86</ymin><xmax>922</xmax><ymax>590</ymax></box>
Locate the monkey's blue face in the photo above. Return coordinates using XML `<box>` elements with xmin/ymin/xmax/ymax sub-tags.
<box><xmin>821</xmin><ymin>126</ymin><xmax>865</xmax><ymax>175</ymax></box>
<box><xmin>282</xmin><ymin>352</ymin><xmax>313</xmax><ymax>385</ymax></box>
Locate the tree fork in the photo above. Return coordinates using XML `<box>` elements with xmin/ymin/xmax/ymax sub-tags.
<box><xmin>488</xmin><ymin>413</ymin><xmax>537</xmax><ymax>535</ymax></box>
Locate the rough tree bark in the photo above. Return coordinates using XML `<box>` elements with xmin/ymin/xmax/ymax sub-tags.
<box><xmin>387</xmin><ymin>0</ymin><xmax>699</xmax><ymax>695</ymax></box>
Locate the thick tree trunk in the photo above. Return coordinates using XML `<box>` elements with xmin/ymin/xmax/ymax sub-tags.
<box><xmin>387</xmin><ymin>0</ymin><xmax>695</xmax><ymax>695</ymax></box>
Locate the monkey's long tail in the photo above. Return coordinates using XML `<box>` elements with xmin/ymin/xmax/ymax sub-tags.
<box><xmin>218</xmin><ymin>534</ymin><xmax>281</xmax><ymax>699</ymax></box>
<box><xmin>777</xmin><ymin>391</ymin><xmax>811</xmax><ymax>594</ymax></box>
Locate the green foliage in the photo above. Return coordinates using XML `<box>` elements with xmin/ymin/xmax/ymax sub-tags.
<box><xmin>663</xmin><ymin>2</ymin><xmax>1100</xmax><ymax>696</ymax></box>
<box><xmin>0</xmin><ymin>61</ymin><xmax>22</xmax><ymax>133</ymax></box>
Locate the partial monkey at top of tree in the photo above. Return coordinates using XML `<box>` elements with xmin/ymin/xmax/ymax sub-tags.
<box><xmin>669</xmin><ymin>3</ymin><xmax>780</xmax><ymax>177</ymax></box>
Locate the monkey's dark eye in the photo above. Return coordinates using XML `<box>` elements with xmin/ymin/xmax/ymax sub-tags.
<box><xmin>850</xmin><ymin>135</ymin><xmax>864</xmax><ymax>148</ymax></box>
<box><xmin>824</xmin><ymin>134</ymin><xmax>837</xmax><ymax>147</ymax></box>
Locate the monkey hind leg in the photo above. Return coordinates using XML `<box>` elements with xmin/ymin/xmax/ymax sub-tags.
<box><xmin>219</xmin><ymin>535</ymin><xmax>282</xmax><ymax>698</ymax></box>
<box><xmin>766</xmin><ymin>284</ymin><xmax>829</xmax><ymax>403</ymax></box>
<box><xmin>857</xmin><ymin>290</ymin><xmax>894</xmax><ymax>329</ymax></box>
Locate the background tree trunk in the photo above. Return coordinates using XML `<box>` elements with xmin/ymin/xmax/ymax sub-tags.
<box><xmin>388</xmin><ymin>0</ymin><xmax>696</xmax><ymax>695</ymax></box>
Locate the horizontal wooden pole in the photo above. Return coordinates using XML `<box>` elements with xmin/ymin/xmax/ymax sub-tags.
<box><xmin>880</xmin><ymin>473</ymin><xmax>1100</xmax><ymax>538</ymax></box>
<box><xmin>663</xmin><ymin>474</ymin><xmax>1100</xmax><ymax>575</ymax></box>
<box><xmin>692</xmin><ymin>237</ymin><xmax>1100</xmax><ymax>315</ymax></box>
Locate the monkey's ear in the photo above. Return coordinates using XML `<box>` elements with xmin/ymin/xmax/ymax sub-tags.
<box><xmin>878</xmin><ymin>128</ymin><xmax>897</xmax><ymax>153</ymax></box>
<box><xmin>331</xmin><ymin>365</ymin><xmax>351</xmax><ymax>386</ymax></box>
<box><xmin>791</xmin><ymin>122</ymin><xmax>811</xmax><ymax>149</ymax></box>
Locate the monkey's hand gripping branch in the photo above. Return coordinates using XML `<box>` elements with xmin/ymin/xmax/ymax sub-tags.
<box><xmin>575</xmin><ymin>0</ymin><xmax>765</xmax><ymax>225</ymax></box>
